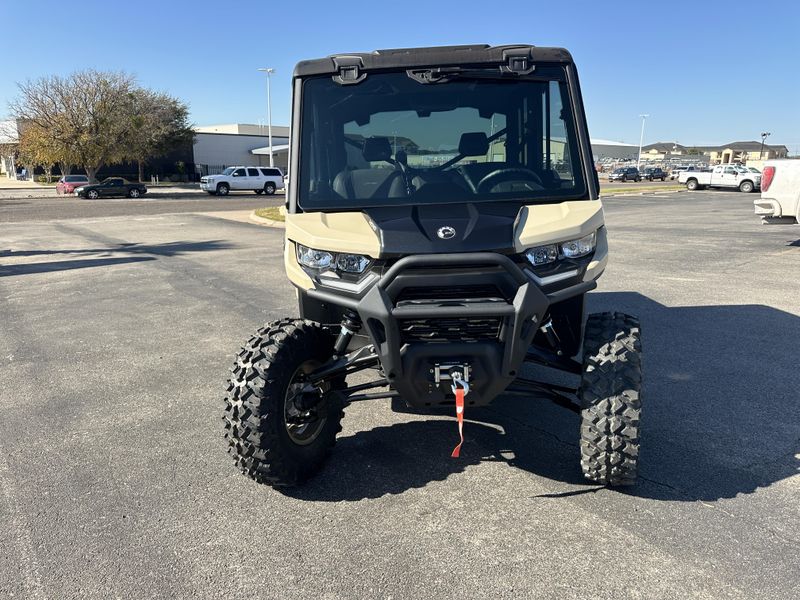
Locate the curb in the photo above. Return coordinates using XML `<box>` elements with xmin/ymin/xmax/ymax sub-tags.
<box><xmin>249</xmin><ymin>209</ymin><xmax>286</xmax><ymax>228</ymax></box>
<box><xmin>602</xmin><ymin>188</ymin><xmax>686</xmax><ymax>197</ymax></box>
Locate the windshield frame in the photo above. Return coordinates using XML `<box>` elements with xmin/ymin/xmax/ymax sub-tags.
<box><xmin>289</xmin><ymin>62</ymin><xmax>597</xmax><ymax>213</ymax></box>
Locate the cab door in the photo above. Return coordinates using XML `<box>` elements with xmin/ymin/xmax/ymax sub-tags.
<box><xmin>230</xmin><ymin>168</ymin><xmax>248</xmax><ymax>190</ymax></box>
<box><xmin>709</xmin><ymin>166</ymin><xmax>726</xmax><ymax>186</ymax></box>
<box><xmin>720</xmin><ymin>166</ymin><xmax>740</xmax><ymax>187</ymax></box>
<box><xmin>246</xmin><ymin>167</ymin><xmax>263</xmax><ymax>190</ymax></box>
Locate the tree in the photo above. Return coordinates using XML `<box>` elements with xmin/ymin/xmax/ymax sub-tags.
<box><xmin>17</xmin><ymin>123</ymin><xmax>64</xmax><ymax>182</ymax></box>
<box><xmin>123</xmin><ymin>89</ymin><xmax>194</xmax><ymax>182</ymax></box>
<box><xmin>10</xmin><ymin>70</ymin><xmax>136</xmax><ymax>181</ymax></box>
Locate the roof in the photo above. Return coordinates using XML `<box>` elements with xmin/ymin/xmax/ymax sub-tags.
<box><xmin>591</xmin><ymin>138</ymin><xmax>637</xmax><ymax>147</ymax></box>
<box><xmin>695</xmin><ymin>141</ymin><xmax>788</xmax><ymax>152</ymax></box>
<box><xmin>294</xmin><ymin>44</ymin><xmax>574</xmax><ymax>77</ymax></box>
<box><xmin>251</xmin><ymin>144</ymin><xmax>290</xmax><ymax>155</ymax></box>
<box><xmin>641</xmin><ymin>142</ymin><xmax>687</xmax><ymax>152</ymax></box>
<box><xmin>194</xmin><ymin>124</ymin><xmax>290</xmax><ymax>137</ymax></box>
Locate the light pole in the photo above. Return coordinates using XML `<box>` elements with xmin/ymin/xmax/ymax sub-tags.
<box><xmin>637</xmin><ymin>114</ymin><xmax>649</xmax><ymax>169</ymax></box>
<box><xmin>759</xmin><ymin>131</ymin><xmax>771</xmax><ymax>160</ymax></box>
<box><xmin>257</xmin><ymin>68</ymin><xmax>275</xmax><ymax>167</ymax></box>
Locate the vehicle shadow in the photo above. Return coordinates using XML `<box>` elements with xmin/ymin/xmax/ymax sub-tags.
<box><xmin>285</xmin><ymin>292</ymin><xmax>799</xmax><ymax>502</ymax></box>
<box><xmin>0</xmin><ymin>240</ymin><xmax>234</xmax><ymax>277</ymax></box>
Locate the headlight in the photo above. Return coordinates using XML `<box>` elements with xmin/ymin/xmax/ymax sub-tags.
<box><xmin>525</xmin><ymin>244</ymin><xmax>558</xmax><ymax>266</ymax></box>
<box><xmin>336</xmin><ymin>253</ymin><xmax>371</xmax><ymax>273</ymax></box>
<box><xmin>296</xmin><ymin>244</ymin><xmax>333</xmax><ymax>269</ymax></box>
<box><xmin>296</xmin><ymin>244</ymin><xmax>371</xmax><ymax>274</ymax></box>
<box><xmin>560</xmin><ymin>231</ymin><xmax>596</xmax><ymax>258</ymax></box>
<box><xmin>75</xmin><ymin>187</ymin><xmax>84</xmax><ymax>192</ymax></box>
<box><xmin>524</xmin><ymin>231</ymin><xmax>597</xmax><ymax>266</ymax></box>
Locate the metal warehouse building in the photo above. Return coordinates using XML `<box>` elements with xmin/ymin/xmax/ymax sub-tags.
<box><xmin>193</xmin><ymin>123</ymin><xmax>290</xmax><ymax>176</ymax></box>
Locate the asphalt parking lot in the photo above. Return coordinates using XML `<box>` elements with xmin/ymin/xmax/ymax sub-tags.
<box><xmin>1</xmin><ymin>190</ymin><xmax>798</xmax><ymax>599</ymax></box>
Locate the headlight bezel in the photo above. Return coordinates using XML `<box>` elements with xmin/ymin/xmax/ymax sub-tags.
<box><xmin>295</xmin><ymin>243</ymin><xmax>372</xmax><ymax>275</ymax></box>
<box><xmin>524</xmin><ymin>230</ymin><xmax>598</xmax><ymax>267</ymax></box>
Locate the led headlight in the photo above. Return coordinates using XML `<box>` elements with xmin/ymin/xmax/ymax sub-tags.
<box><xmin>296</xmin><ymin>244</ymin><xmax>333</xmax><ymax>269</ymax></box>
<box><xmin>336</xmin><ymin>253</ymin><xmax>371</xmax><ymax>273</ymax></box>
<box><xmin>560</xmin><ymin>231</ymin><xmax>596</xmax><ymax>258</ymax></box>
<box><xmin>295</xmin><ymin>244</ymin><xmax>371</xmax><ymax>274</ymax></box>
<box><xmin>525</xmin><ymin>244</ymin><xmax>558</xmax><ymax>266</ymax></box>
<box><xmin>524</xmin><ymin>231</ymin><xmax>597</xmax><ymax>267</ymax></box>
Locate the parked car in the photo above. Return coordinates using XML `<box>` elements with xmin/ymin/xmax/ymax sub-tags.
<box><xmin>669</xmin><ymin>165</ymin><xmax>691</xmax><ymax>180</ymax></box>
<box><xmin>200</xmin><ymin>166</ymin><xmax>285</xmax><ymax>196</ymax></box>
<box><xmin>640</xmin><ymin>167</ymin><xmax>666</xmax><ymax>182</ymax></box>
<box><xmin>608</xmin><ymin>167</ymin><xmax>641</xmax><ymax>182</ymax></box>
<box><xmin>753</xmin><ymin>160</ymin><xmax>800</xmax><ymax>224</ymax></box>
<box><xmin>56</xmin><ymin>174</ymin><xmax>90</xmax><ymax>195</ymax></box>
<box><xmin>74</xmin><ymin>178</ymin><xmax>147</xmax><ymax>199</ymax></box>
<box><xmin>679</xmin><ymin>164</ymin><xmax>760</xmax><ymax>192</ymax></box>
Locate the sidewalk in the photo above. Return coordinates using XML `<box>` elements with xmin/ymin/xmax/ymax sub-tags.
<box><xmin>0</xmin><ymin>176</ymin><xmax>50</xmax><ymax>190</ymax></box>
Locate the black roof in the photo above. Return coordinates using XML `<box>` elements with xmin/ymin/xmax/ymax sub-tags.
<box><xmin>293</xmin><ymin>44</ymin><xmax>574</xmax><ymax>77</ymax></box>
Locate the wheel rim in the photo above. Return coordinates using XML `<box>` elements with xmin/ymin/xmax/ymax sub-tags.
<box><xmin>89</xmin><ymin>191</ymin><xmax>98</xmax><ymax>198</ymax></box>
<box><xmin>131</xmin><ymin>189</ymin><xmax>139</xmax><ymax>197</ymax></box>
<box><xmin>219</xmin><ymin>186</ymin><xmax>228</xmax><ymax>195</ymax></box>
<box><xmin>266</xmin><ymin>184</ymin><xmax>275</xmax><ymax>193</ymax></box>
<box><xmin>283</xmin><ymin>362</ymin><xmax>327</xmax><ymax>446</ymax></box>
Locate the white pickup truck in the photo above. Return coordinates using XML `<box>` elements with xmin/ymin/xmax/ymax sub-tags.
<box><xmin>200</xmin><ymin>166</ymin><xmax>285</xmax><ymax>196</ymax></box>
<box><xmin>753</xmin><ymin>160</ymin><xmax>800</xmax><ymax>224</ymax></box>
<box><xmin>679</xmin><ymin>164</ymin><xmax>761</xmax><ymax>193</ymax></box>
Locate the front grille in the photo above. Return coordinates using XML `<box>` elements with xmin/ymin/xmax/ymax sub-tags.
<box><xmin>399</xmin><ymin>317</ymin><xmax>502</xmax><ymax>343</ymax></box>
<box><xmin>396</xmin><ymin>284</ymin><xmax>503</xmax><ymax>303</ymax></box>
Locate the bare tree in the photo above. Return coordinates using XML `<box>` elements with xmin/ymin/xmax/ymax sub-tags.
<box><xmin>10</xmin><ymin>70</ymin><xmax>136</xmax><ymax>181</ymax></box>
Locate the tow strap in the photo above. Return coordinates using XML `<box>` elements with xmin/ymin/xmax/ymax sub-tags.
<box><xmin>450</xmin><ymin>375</ymin><xmax>469</xmax><ymax>458</ymax></box>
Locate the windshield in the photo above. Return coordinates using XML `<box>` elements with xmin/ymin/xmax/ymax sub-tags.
<box><xmin>221</xmin><ymin>167</ymin><xmax>235</xmax><ymax>176</ymax></box>
<box><xmin>297</xmin><ymin>66</ymin><xmax>587</xmax><ymax>210</ymax></box>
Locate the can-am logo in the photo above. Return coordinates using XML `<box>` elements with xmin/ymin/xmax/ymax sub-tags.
<box><xmin>437</xmin><ymin>226</ymin><xmax>456</xmax><ymax>240</ymax></box>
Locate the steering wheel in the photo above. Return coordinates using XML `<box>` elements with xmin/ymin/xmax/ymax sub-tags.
<box><xmin>476</xmin><ymin>168</ymin><xmax>543</xmax><ymax>194</ymax></box>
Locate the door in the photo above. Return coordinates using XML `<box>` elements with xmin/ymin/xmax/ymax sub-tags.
<box><xmin>230</xmin><ymin>168</ymin><xmax>247</xmax><ymax>190</ymax></box>
<box><xmin>709</xmin><ymin>166</ymin><xmax>726</xmax><ymax>186</ymax></box>
<box><xmin>720</xmin><ymin>166</ymin><xmax>740</xmax><ymax>187</ymax></box>
<box><xmin>246</xmin><ymin>167</ymin><xmax>262</xmax><ymax>190</ymax></box>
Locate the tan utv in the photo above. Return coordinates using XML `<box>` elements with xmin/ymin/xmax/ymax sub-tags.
<box><xmin>223</xmin><ymin>45</ymin><xmax>643</xmax><ymax>488</ymax></box>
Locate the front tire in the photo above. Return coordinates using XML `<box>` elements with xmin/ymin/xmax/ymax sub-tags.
<box><xmin>223</xmin><ymin>319</ymin><xmax>344</xmax><ymax>487</ymax></box>
<box><xmin>686</xmin><ymin>178</ymin><xmax>699</xmax><ymax>191</ymax></box>
<box><xmin>739</xmin><ymin>180</ymin><xmax>754</xmax><ymax>193</ymax></box>
<box><xmin>87</xmin><ymin>190</ymin><xmax>99</xmax><ymax>199</ymax></box>
<box><xmin>128</xmin><ymin>188</ymin><xmax>140</xmax><ymax>198</ymax></box>
<box><xmin>579</xmin><ymin>312</ymin><xmax>642</xmax><ymax>487</ymax></box>
<box><xmin>217</xmin><ymin>183</ymin><xmax>230</xmax><ymax>196</ymax></box>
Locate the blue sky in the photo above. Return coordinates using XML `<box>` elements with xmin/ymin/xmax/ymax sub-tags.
<box><xmin>2</xmin><ymin>0</ymin><xmax>798</xmax><ymax>151</ymax></box>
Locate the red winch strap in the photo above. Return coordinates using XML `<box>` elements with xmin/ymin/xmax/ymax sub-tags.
<box><xmin>451</xmin><ymin>388</ymin><xmax>465</xmax><ymax>458</ymax></box>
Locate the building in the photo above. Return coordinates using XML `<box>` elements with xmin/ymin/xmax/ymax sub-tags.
<box><xmin>590</xmin><ymin>139</ymin><xmax>638</xmax><ymax>161</ymax></box>
<box><xmin>699</xmin><ymin>141</ymin><xmax>789</xmax><ymax>165</ymax></box>
<box><xmin>0</xmin><ymin>119</ymin><xmax>20</xmax><ymax>177</ymax></box>
<box><xmin>193</xmin><ymin>123</ymin><xmax>290</xmax><ymax>175</ymax></box>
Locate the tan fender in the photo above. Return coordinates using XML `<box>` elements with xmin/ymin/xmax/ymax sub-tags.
<box><xmin>514</xmin><ymin>200</ymin><xmax>605</xmax><ymax>251</ymax></box>
<box><xmin>285</xmin><ymin>211</ymin><xmax>380</xmax><ymax>290</ymax></box>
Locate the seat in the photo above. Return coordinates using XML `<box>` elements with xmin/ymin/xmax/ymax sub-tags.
<box><xmin>333</xmin><ymin>137</ymin><xmax>407</xmax><ymax>200</ymax></box>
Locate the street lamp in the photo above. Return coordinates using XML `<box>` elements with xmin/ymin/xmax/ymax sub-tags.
<box><xmin>637</xmin><ymin>114</ymin><xmax>649</xmax><ymax>169</ymax></box>
<box><xmin>760</xmin><ymin>131</ymin><xmax>771</xmax><ymax>160</ymax></box>
<box><xmin>257</xmin><ymin>68</ymin><xmax>275</xmax><ymax>167</ymax></box>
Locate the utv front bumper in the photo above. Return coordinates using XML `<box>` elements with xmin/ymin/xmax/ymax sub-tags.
<box><xmin>301</xmin><ymin>252</ymin><xmax>596</xmax><ymax>408</ymax></box>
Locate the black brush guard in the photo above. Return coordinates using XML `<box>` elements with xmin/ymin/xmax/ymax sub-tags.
<box><xmin>305</xmin><ymin>253</ymin><xmax>594</xmax><ymax>408</ymax></box>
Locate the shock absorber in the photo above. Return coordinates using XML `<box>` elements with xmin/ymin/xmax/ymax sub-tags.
<box><xmin>333</xmin><ymin>310</ymin><xmax>362</xmax><ymax>357</ymax></box>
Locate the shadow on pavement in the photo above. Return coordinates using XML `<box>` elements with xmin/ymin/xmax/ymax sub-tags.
<box><xmin>285</xmin><ymin>292</ymin><xmax>799</xmax><ymax>502</ymax></box>
<box><xmin>0</xmin><ymin>240</ymin><xmax>234</xmax><ymax>276</ymax></box>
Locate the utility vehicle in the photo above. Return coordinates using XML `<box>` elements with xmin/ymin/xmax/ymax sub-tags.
<box><xmin>680</xmin><ymin>164</ymin><xmax>760</xmax><ymax>192</ymax></box>
<box><xmin>754</xmin><ymin>160</ymin><xmax>800</xmax><ymax>224</ymax></box>
<box><xmin>200</xmin><ymin>166</ymin><xmax>284</xmax><ymax>196</ymax></box>
<box><xmin>223</xmin><ymin>44</ymin><xmax>643</xmax><ymax>488</ymax></box>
